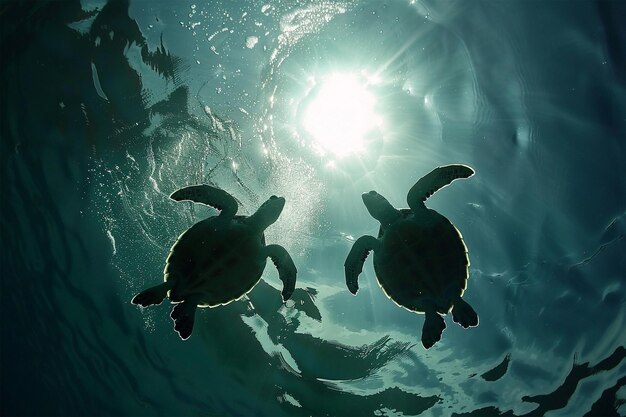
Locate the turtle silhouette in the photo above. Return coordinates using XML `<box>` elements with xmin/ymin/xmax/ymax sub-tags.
<box><xmin>132</xmin><ymin>185</ymin><xmax>297</xmax><ymax>340</ymax></box>
<box><xmin>344</xmin><ymin>164</ymin><xmax>479</xmax><ymax>349</ymax></box>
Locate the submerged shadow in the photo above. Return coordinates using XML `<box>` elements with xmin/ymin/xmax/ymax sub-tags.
<box><xmin>454</xmin><ymin>347</ymin><xmax>626</xmax><ymax>417</ymax></box>
<box><xmin>198</xmin><ymin>279</ymin><xmax>439</xmax><ymax>416</ymax></box>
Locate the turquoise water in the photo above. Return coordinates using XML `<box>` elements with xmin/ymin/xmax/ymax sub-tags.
<box><xmin>1</xmin><ymin>0</ymin><xmax>625</xmax><ymax>415</ymax></box>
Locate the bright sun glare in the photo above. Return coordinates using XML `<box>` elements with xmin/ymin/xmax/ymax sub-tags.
<box><xmin>303</xmin><ymin>73</ymin><xmax>381</xmax><ymax>158</ymax></box>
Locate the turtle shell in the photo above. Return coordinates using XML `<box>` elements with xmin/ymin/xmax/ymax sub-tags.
<box><xmin>164</xmin><ymin>215</ymin><xmax>267</xmax><ymax>307</ymax></box>
<box><xmin>373</xmin><ymin>209</ymin><xmax>469</xmax><ymax>314</ymax></box>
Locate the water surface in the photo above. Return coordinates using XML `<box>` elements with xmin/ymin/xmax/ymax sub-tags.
<box><xmin>1</xmin><ymin>0</ymin><xmax>625</xmax><ymax>415</ymax></box>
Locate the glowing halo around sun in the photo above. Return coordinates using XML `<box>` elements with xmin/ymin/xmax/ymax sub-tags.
<box><xmin>301</xmin><ymin>72</ymin><xmax>383</xmax><ymax>158</ymax></box>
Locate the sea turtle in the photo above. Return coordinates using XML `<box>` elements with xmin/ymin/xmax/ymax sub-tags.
<box><xmin>344</xmin><ymin>164</ymin><xmax>479</xmax><ymax>349</ymax></box>
<box><xmin>132</xmin><ymin>185</ymin><xmax>297</xmax><ymax>340</ymax></box>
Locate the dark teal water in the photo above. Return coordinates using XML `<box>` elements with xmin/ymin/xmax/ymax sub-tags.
<box><xmin>1</xmin><ymin>1</ymin><xmax>625</xmax><ymax>416</ymax></box>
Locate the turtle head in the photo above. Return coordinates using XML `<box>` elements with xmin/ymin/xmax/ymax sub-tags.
<box><xmin>362</xmin><ymin>191</ymin><xmax>400</xmax><ymax>226</ymax></box>
<box><xmin>249</xmin><ymin>195</ymin><xmax>286</xmax><ymax>231</ymax></box>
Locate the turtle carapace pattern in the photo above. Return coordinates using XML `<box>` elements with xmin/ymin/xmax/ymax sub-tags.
<box><xmin>132</xmin><ymin>185</ymin><xmax>297</xmax><ymax>340</ymax></box>
<box><xmin>344</xmin><ymin>164</ymin><xmax>479</xmax><ymax>349</ymax></box>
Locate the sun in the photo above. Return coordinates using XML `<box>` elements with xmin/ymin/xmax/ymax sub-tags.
<box><xmin>302</xmin><ymin>73</ymin><xmax>382</xmax><ymax>157</ymax></box>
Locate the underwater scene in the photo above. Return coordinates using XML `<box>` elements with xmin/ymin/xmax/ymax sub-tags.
<box><xmin>1</xmin><ymin>0</ymin><xmax>625</xmax><ymax>415</ymax></box>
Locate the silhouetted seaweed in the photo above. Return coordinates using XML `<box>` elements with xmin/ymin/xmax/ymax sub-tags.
<box><xmin>455</xmin><ymin>347</ymin><xmax>626</xmax><ymax>416</ymax></box>
<box><xmin>481</xmin><ymin>353</ymin><xmax>511</xmax><ymax>382</ymax></box>
<box><xmin>150</xmin><ymin>86</ymin><xmax>190</xmax><ymax>117</ymax></box>
<box><xmin>584</xmin><ymin>376</ymin><xmax>626</xmax><ymax>417</ymax></box>
<box><xmin>452</xmin><ymin>406</ymin><xmax>517</xmax><ymax>417</ymax></box>
<box><xmin>141</xmin><ymin>33</ymin><xmax>181</xmax><ymax>81</ymax></box>
<box><xmin>521</xmin><ymin>346</ymin><xmax>626</xmax><ymax>416</ymax></box>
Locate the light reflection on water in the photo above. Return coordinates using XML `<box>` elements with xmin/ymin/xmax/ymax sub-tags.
<box><xmin>1</xmin><ymin>0</ymin><xmax>625</xmax><ymax>415</ymax></box>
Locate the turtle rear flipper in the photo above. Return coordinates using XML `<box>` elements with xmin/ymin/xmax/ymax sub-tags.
<box><xmin>452</xmin><ymin>297</ymin><xmax>479</xmax><ymax>328</ymax></box>
<box><xmin>407</xmin><ymin>164</ymin><xmax>474</xmax><ymax>211</ymax></box>
<box><xmin>171</xmin><ymin>298</ymin><xmax>200</xmax><ymax>340</ymax></box>
<box><xmin>131</xmin><ymin>282</ymin><xmax>171</xmax><ymax>307</ymax></box>
<box><xmin>422</xmin><ymin>310</ymin><xmax>446</xmax><ymax>349</ymax></box>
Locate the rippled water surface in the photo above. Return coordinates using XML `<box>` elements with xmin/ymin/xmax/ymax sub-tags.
<box><xmin>2</xmin><ymin>1</ymin><xmax>625</xmax><ymax>416</ymax></box>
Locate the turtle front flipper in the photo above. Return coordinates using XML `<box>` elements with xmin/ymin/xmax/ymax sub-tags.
<box><xmin>407</xmin><ymin>164</ymin><xmax>474</xmax><ymax>211</ymax></box>
<box><xmin>263</xmin><ymin>244</ymin><xmax>297</xmax><ymax>301</ymax></box>
<box><xmin>131</xmin><ymin>282</ymin><xmax>172</xmax><ymax>307</ymax></box>
<box><xmin>422</xmin><ymin>308</ymin><xmax>446</xmax><ymax>349</ymax></box>
<box><xmin>452</xmin><ymin>297</ymin><xmax>479</xmax><ymax>328</ymax></box>
<box><xmin>170</xmin><ymin>184</ymin><xmax>238</xmax><ymax>219</ymax></box>
<box><xmin>170</xmin><ymin>295</ymin><xmax>202</xmax><ymax>340</ymax></box>
<box><xmin>344</xmin><ymin>235</ymin><xmax>380</xmax><ymax>295</ymax></box>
